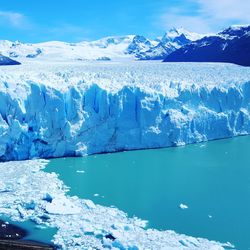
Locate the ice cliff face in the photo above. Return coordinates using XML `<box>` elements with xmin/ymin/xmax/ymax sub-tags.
<box><xmin>0</xmin><ymin>61</ymin><xmax>250</xmax><ymax>161</ymax></box>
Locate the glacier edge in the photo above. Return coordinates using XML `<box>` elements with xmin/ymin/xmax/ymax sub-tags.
<box><xmin>1</xmin><ymin>78</ymin><xmax>250</xmax><ymax>161</ymax></box>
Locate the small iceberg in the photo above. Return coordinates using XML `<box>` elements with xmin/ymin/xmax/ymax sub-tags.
<box><xmin>179</xmin><ymin>203</ymin><xmax>188</xmax><ymax>209</ymax></box>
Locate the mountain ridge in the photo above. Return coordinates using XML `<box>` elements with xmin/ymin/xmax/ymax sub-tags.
<box><xmin>164</xmin><ymin>25</ymin><xmax>250</xmax><ymax>66</ymax></box>
<box><xmin>0</xmin><ymin>28</ymin><xmax>204</xmax><ymax>62</ymax></box>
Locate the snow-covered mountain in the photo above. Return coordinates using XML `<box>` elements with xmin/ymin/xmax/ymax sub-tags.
<box><xmin>0</xmin><ymin>37</ymin><xmax>135</xmax><ymax>62</ymax></box>
<box><xmin>126</xmin><ymin>35</ymin><xmax>156</xmax><ymax>55</ymax></box>
<box><xmin>0</xmin><ymin>28</ymin><xmax>204</xmax><ymax>62</ymax></box>
<box><xmin>135</xmin><ymin>28</ymin><xmax>206</xmax><ymax>60</ymax></box>
<box><xmin>0</xmin><ymin>53</ymin><xmax>20</xmax><ymax>65</ymax></box>
<box><xmin>164</xmin><ymin>25</ymin><xmax>250</xmax><ymax>66</ymax></box>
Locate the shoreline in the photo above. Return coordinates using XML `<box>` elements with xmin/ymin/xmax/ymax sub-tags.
<box><xmin>0</xmin><ymin>220</ymin><xmax>55</xmax><ymax>250</ymax></box>
<box><xmin>0</xmin><ymin>239</ymin><xmax>54</xmax><ymax>250</ymax></box>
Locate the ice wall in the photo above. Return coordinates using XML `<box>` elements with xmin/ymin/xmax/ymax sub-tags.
<box><xmin>0</xmin><ymin>79</ymin><xmax>250</xmax><ymax>161</ymax></box>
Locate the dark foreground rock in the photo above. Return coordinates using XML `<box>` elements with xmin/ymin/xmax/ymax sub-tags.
<box><xmin>0</xmin><ymin>220</ymin><xmax>27</xmax><ymax>240</ymax></box>
<box><xmin>0</xmin><ymin>240</ymin><xmax>54</xmax><ymax>250</ymax></box>
<box><xmin>0</xmin><ymin>220</ymin><xmax>54</xmax><ymax>249</ymax></box>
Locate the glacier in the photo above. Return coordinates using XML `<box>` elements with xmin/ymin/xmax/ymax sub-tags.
<box><xmin>0</xmin><ymin>61</ymin><xmax>250</xmax><ymax>161</ymax></box>
<box><xmin>0</xmin><ymin>159</ymin><xmax>233</xmax><ymax>249</ymax></box>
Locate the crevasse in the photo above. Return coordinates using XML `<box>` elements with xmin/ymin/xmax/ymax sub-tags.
<box><xmin>1</xmin><ymin>79</ymin><xmax>250</xmax><ymax>161</ymax></box>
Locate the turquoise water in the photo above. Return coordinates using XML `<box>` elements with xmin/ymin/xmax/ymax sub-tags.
<box><xmin>0</xmin><ymin>215</ymin><xmax>57</xmax><ymax>244</ymax></box>
<box><xmin>45</xmin><ymin>136</ymin><xmax>250</xmax><ymax>250</ymax></box>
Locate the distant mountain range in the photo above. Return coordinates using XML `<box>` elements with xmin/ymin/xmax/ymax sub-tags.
<box><xmin>127</xmin><ymin>28</ymin><xmax>205</xmax><ymax>60</ymax></box>
<box><xmin>0</xmin><ymin>25</ymin><xmax>249</xmax><ymax>66</ymax></box>
<box><xmin>0</xmin><ymin>28</ymin><xmax>204</xmax><ymax>62</ymax></box>
<box><xmin>164</xmin><ymin>25</ymin><xmax>250</xmax><ymax>66</ymax></box>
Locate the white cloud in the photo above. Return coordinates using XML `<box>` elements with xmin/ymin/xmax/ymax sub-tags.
<box><xmin>160</xmin><ymin>0</ymin><xmax>250</xmax><ymax>33</ymax></box>
<box><xmin>196</xmin><ymin>0</ymin><xmax>250</xmax><ymax>22</ymax></box>
<box><xmin>160</xmin><ymin>8</ymin><xmax>213</xmax><ymax>33</ymax></box>
<box><xmin>0</xmin><ymin>11</ymin><xmax>30</xmax><ymax>29</ymax></box>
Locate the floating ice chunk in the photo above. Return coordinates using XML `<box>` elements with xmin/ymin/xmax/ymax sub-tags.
<box><xmin>83</xmin><ymin>199</ymin><xmax>96</xmax><ymax>209</ymax></box>
<box><xmin>42</xmin><ymin>193</ymin><xmax>53</xmax><ymax>203</ymax></box>
<box><xmin>93</xmin><ymin>193</ymin><xmax>99</xmax><ymax>197</ymax></box>
<box><xmin>179</xmin><ymin>239</ymin><xmax>189</xmax><ymax>246</ymax></box>
<box><xmin>76</xmin><ymin>170</ymin><xmax>85</xmax><ymax>174</ymax></box>
<box><xmin>25</xmin><ymin>200</ymin><xmax>36</xmax><ymax>210</ymax></box>
<box><xmin>179</xmin><ymin>203</ymin><xmax>189</xmax><ymax>209</ymax></box>
<box><xmin>45</xmin><ymin>195</ymin><xmax>81</xmax><ymax>215</ymax></box>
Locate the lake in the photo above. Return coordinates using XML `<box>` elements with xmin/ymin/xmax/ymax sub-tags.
<box><xmin>10</xmin><ymin>136</ymin><xmax>250</xmax><ymax>249</ymax></box>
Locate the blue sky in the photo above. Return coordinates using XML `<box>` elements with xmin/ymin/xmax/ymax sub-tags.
<box><xmin>0</xmin><ymin>0</ymin><xmax>249</xmax><ymax>42</ymax></box>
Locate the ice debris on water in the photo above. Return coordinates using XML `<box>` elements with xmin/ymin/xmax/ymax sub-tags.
<box><xmin>179</xmin><ymin>203</ymin><xmax>189</xmax><ymax>210</ymax></box>
<box><xmin>76</xmin><ymin>170</ymin><xmax>85</xmax><ymax>174</ymax></box>
<box><xmin>0</xmin><ymin>159</ymin><xmax>234</xmax><ymax>249</ymax></box>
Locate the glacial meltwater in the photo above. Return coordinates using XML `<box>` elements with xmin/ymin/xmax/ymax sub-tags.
<box><xmin>1</xmin><ymin>136</ymin><xmax>247</xmax><ymax>248</ymax></box>
<box><xmin>0</xmin><ymin>216</ymin><xmax>57</xmax><ymax>244</ymax></box>
<box><xmin>44</xmin><ymin>136</ymin><xmax>249</xmax><ymax>249</ymax></box>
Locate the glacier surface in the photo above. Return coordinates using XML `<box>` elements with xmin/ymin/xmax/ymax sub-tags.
<box><xmin>0</xmin><ymin>61</ymin><xmax>250</xmax><ymax>161</ymax></box>
<box><xmin>0</xmin><ymin>159</ymin><xmax>233</xmax><ymax>249</ymax></box>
